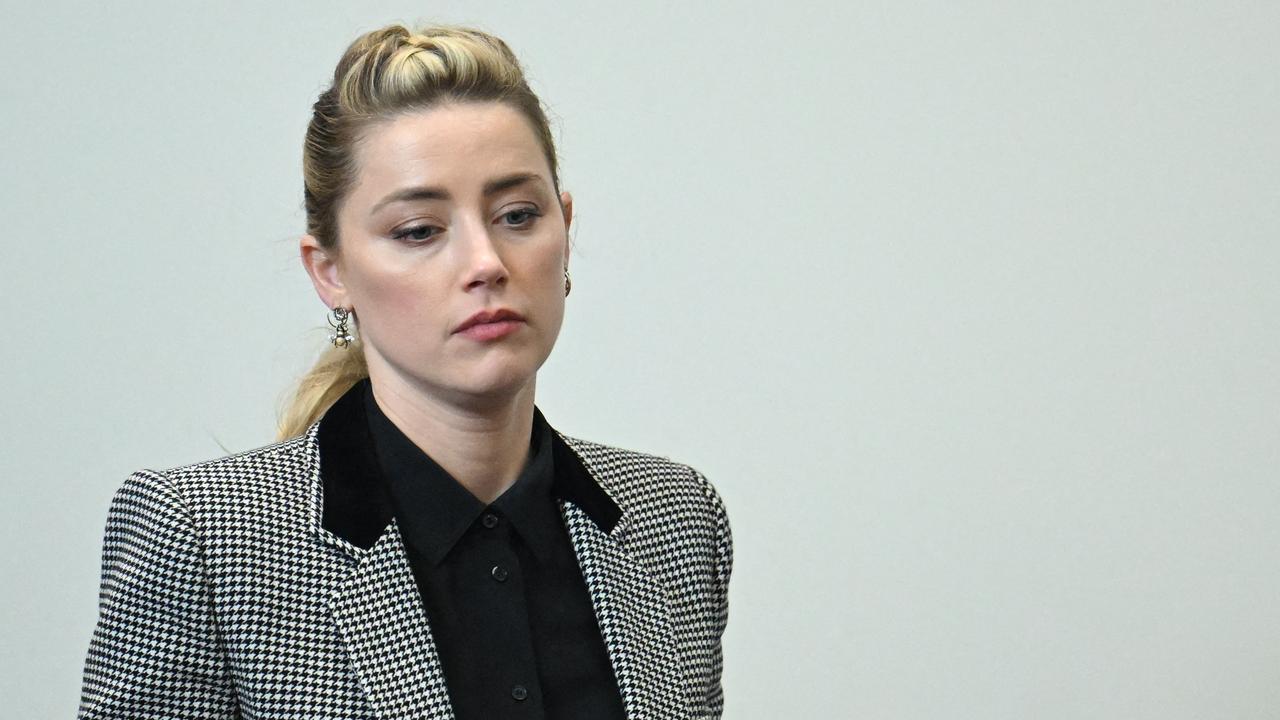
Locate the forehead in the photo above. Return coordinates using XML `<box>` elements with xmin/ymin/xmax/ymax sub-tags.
<box><xmin>350</xmin><ymin>102</ymin><xmax>551</xmax><ymax>193</ymax></box>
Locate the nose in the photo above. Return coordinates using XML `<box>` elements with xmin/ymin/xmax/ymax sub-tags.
<box><xmin>456</xmin><ymin>216</ymin><xmax>509</xmax><ymax>291</ymax></box>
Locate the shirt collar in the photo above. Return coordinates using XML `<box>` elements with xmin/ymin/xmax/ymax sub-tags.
<box><xmin>362</xmin><ymin>379</ymin><xmax>562</xmax><ymax>566</ymax></box>
<box><xmin>317</xmin><ymin>378</ymin><xmax>623</xmax><ymax>555</ymax></box>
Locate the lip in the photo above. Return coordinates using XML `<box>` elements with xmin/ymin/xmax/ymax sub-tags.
<box><xmin>453</xmin><ymin>307</ymin><xmax>526</xmax><ymax>334</ymax></box>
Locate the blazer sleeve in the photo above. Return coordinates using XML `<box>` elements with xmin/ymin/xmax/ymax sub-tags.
<box><xmin>79</xmin><ymin>470</ymin><xmax>238</xmax><ymax>719</ymax></box>
<box><xmin>693</xmin><ymin>467</ymin><xmax>733</xmax><ymax>719</ymax></box>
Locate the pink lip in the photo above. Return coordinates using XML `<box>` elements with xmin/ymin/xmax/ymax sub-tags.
<box><xmin>457</xmin><ymin>319</ymin><xmax>523</xmax><ymax>341</ymax></box>
<box><xmin>454</xmin><ymin>307</ymin><xmax>526</xmax><ymax>334</ymax></box>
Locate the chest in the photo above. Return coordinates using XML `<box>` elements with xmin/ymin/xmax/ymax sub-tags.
<box><xmin>206</xmin><ymin>503</ymin><xmax>704</xmax><ymax>720</ymax></box>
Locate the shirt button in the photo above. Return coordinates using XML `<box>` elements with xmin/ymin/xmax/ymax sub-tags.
<box><xmin>511</xmin><ymin>684</ymin><xmax>528</xmax><ymax>701</ymax></box>
<box><xmin>491</xmin><ymin>565</ymin><xmax>510</xmax><ymax>582</ymax></box>
<box><xmin>481</xmin><ymin>513</ymin><xmax>499</xmax><ymax>529</ymax></box>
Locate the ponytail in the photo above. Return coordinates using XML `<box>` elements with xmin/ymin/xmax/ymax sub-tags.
<box><xmin>276</xmin><ymin>341</ymin><xmax>367</xmax><ymax>440</ymax></box>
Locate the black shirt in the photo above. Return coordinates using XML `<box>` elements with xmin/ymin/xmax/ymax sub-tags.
<box><xmin>360</xmin><ymin>380</ymin><xmax>627</xmax><ymax>720</ymax></box>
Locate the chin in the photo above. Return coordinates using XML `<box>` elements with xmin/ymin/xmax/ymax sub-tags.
<box><xmin>453</xmin><ymin>364</ymin><xmax>537</xmax><ymax>400</ymax></box>
<box><xmin>389</xmin><ymin>344</ymin><xmax>549</xmax><ymax>406</ymax></box>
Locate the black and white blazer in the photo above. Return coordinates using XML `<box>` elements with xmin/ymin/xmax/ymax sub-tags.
<box><xmin>78</xmin><ymin>386</ymin><xmax>732</xmax><ymax>720</ymax></box>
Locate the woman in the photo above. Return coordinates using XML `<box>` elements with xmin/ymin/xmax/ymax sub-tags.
<box><xmin>78</xmin><ymin>22</ymin><xmax>732</xmax><ymax>720</ymax></box>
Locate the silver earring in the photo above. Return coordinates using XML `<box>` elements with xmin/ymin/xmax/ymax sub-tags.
<box><xmin>328</xmin><ymin>307</ymin><xmax>355</xmax><ymax>348</ymax></box>
<box><xmin>564</xmin><ymin>269</ymin><xmax>572</xmax><ymax>297</ymax></box>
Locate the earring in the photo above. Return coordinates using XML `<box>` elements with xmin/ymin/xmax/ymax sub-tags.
<box><xmin>564</xmin><ymin>269</ymin><xmax>572</xmax><ymax>297</ymax></box>
<box><xmin>328</xmin><ymin>306</ymin><xmax>355</xmax><ymax>348</ymax></box>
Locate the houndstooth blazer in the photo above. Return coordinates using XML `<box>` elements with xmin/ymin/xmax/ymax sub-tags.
<box><xmin>78</xmin><ymin>389</ymin><xmax>732</xmax><ymax>720</ymax></box>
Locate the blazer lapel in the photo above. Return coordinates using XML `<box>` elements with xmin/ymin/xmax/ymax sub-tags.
<box><xmin>311</xmin><ymin>382</ymin><xmax>454</xmax><ymax>720</ymax></box>
<box><xmin>555</xmin><ymin>437</ymin><xmax>690</xmax><ymax>720</ymax></box>
<box><xmin>326</xmin><ymin>519</ymin><xmax>455</xmax><ymax>720</ymax></box>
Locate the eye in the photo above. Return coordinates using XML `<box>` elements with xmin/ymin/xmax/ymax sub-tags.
<box><xmin>391</xmin><ymin>224</ymin><xmax>441</xmax><ymax>242</ymax></box>
<box><xmin>500</xmin><ymin>207</ymin><xmax>541</xmax><ymax>228</ymax></box>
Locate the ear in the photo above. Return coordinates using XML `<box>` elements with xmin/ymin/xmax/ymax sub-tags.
<box><xmin>299</xmin><ymin>234</ymin><xmax>347</xmax><ymax>310</ymax></box>
<box><xmin>559</xmin><ymin>190</ymin><xmax>574</xmax><ymax>268</ymax></box>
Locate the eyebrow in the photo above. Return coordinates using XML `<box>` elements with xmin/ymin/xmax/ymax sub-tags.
<box><xmin>369</xmin><ymin>172</ymin><xmax>545</xmax><ymax>215</ymax></box>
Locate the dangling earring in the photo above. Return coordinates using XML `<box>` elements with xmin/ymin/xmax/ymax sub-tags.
<box><xmin>564</xmin><ymin>268</ymin><xmax>572</xmax><ymax>297</ymax></box>
<box><xmin>328</xmin><ymin>306</ymin><xmax>355</xmax><ymax>348</ymax></box>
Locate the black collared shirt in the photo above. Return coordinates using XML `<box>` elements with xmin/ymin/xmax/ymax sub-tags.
<box><xmin>360</xmin><ymin>381</ymin><xmax>627</xmax><ymax>720</ymax></box>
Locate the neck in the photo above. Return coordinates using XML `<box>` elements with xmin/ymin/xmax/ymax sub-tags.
<box><xmin>366</xmin><ymin>369</ymin><xmax>538</xmax><ymax>505</ymax></box>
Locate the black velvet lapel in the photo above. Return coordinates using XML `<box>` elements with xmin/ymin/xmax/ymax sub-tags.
<box><xmin>317</xmin><ymin>379</ymin><xmax>392</xmax><ymax>550</ymax></box>
<box><xmin>549</xmin><ymin>424</ymin><xmax>623</xmax><ymax>534</ymax></box>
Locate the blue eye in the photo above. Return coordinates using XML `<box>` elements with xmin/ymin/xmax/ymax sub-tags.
<box><xmin>392</xmin><ymin>225</ymin><xmax>439</xmax><ymax>242</ymax></box>
<box><xmin>502</xmin><ymin>208</ymin><xmax>541</xmax><ymax>226</ymax></box>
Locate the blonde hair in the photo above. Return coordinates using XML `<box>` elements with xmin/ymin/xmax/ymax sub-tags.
<box><xmin>276</xmin><ymin>23</ymin><xmax>562</xmax><ymax>440</ymax></box>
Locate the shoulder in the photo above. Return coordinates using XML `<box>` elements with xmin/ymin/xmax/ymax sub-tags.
<box><xmin>557</xmin><ymin>432</ymin><xmax>733</xmax><ymax>608</ymax></box>
<box><xmin>115</xmin><ymin>429</ymin><xmax>321</xmax><ymax>531</ymax></box>
<box><xmin>557</xmin><ymin>432</ymin><xmax>722</xmax><ymax>496</ymax></box>
<box><xmin>157</xmin><ymin>430</ymin><xmax>316</xmax><ymax>491</ymax></box>
<box><xmin>555</xmin><ymin>432</ymin><xmax>729</xmax><ymax>533</ymax></box>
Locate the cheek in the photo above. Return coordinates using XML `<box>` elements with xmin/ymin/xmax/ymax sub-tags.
<box><xmin>531</xmin><ymin>256</ymin><xmax>566</xmax><ymax>313</ymax></box>
<box><xmin>351</xmin><ymin>260</ymin><xmax>446</xmax><ymax>337</ymax></box>
<box><xmin>533</xmin><ymin>237</ymin><xmax>567</xmax><ymax>282</ymax></box>
<box><xmin>533</xmin><ymin>243</ymin><xmax>568</xmax><ymax>324</ymax></box>
<box><xmin>538</xmin><ymin>253</ymin><xmax>563</xmax><ymax>287</ymax></box>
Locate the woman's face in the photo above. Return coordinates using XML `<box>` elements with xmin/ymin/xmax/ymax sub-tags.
<box><xmin>301</xmin><ymin>101</ymin><xmax>572</xmax><ymax>409</ymax></box>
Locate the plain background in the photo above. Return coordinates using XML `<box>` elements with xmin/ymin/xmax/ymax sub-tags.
<box><xmin>3</xmin><ymin>1</ymin><xmax>1278</xmax><ymax>717</ymax></box>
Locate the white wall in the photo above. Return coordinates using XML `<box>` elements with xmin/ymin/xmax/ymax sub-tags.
<box><xmin>2</xmin><ymin>1</ymin><xmax>1277</xmax><ymax>717</ymax></box>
